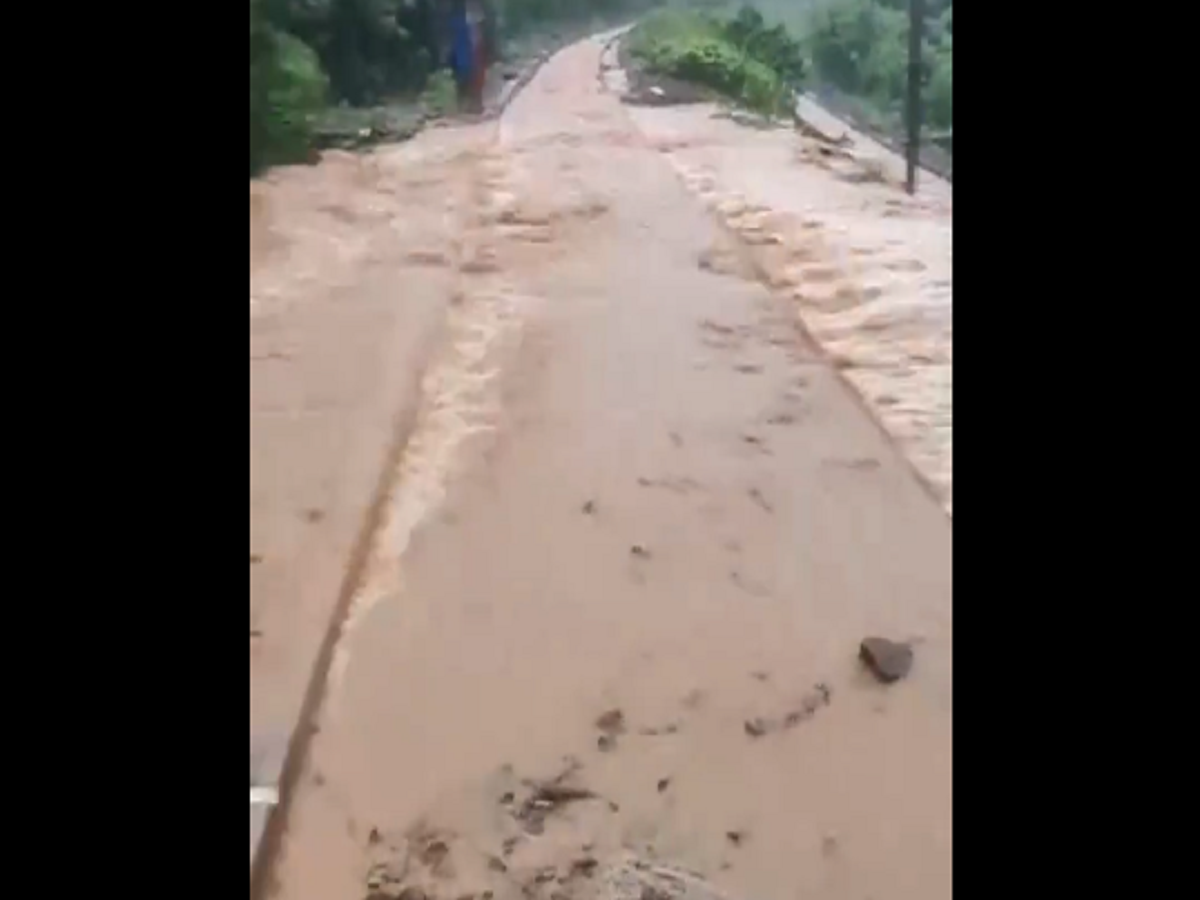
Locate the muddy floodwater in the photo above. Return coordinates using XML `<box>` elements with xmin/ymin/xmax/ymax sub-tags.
<box><xmin>251</xmin><ymin>32</ymin><xmax>951</xmax><ymax>900</ymax></box>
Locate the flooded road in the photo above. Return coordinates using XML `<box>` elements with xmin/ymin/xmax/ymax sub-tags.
<box><xmin>254</xmin><ymin>32</ymin><xmax>951</xmax><ymax>900</ymax></box>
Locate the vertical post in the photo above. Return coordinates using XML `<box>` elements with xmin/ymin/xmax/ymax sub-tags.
<box><xmin>906</xmin><ymin>0</ymin><xmax>925</xmax><ymax>195</ymax></box>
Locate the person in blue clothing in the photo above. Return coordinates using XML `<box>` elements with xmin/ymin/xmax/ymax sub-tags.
<box><xmin>448</xmin><ymin>0</ymin><xmax>488</xmax><ymax>113</ymax></box>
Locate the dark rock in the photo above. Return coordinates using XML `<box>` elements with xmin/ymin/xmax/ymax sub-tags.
<box><xmin>657</xmin><ymin>778</ymin><xmax>671</xmax><ymax>793</ymax></box>
<box><xmin>582</xmin><ymin>500</ymin><xmax>597</xmax><ymax>515</ymax></box>
<box><xmin>488</xmin><ymin>857</ymin><xmax>508</xmax><ymax>873</ymax></box>
<box><xmin>859</xmin><ymin>637</ymin><xmax>913</xmax><ymax>683</ymax></box>
<box><xmin>726</xmin><ymin>830</ymin><xmax>745</xmax><ymax>847</ymax></box>
<box><xmin>597</xmin><ymin>734</ymin><xmax>616</xmax><ymax>752</ymax></box>
<box><xmin>397</xmin><ymin>888</ymin><xmax>428</xmax><ymax>900</ymax></box>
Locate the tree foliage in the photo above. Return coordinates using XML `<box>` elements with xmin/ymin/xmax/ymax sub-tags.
<box><xmin>250</xmin><ymin>0</ymin><xmax>328</xmax><ymax>173</ymax></box>
<box><xmin>806</xmin><ymin>0</ymin><xmax>952</xmax><ymax>131</ymax></box>
<box><xmin>250</xmin><ymin>0</ymin><xmax>659</xmax><ymax>174</ymax></box>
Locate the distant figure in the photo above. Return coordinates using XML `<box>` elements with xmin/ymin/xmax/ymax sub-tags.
<box><xmin>449</xmin><ymin>0</ymin><xmax>489</xmax><ymax>113</ymax></box>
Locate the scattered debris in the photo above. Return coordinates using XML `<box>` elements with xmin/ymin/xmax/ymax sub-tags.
<box><xmin>743</xmin><ymin>718</ymin><xmax>771</xmax><ymax>738</ymax></box>
<box><xmin>783</xmin><ymin>682</ymin><xmax>834</xmax><ymax>727</ymax></box>
<box><xmin>730</xmin><ymin>570</ymin><xmax>770</xmax><ymax>597</ymax></box>
<box><xmin>859</xmin><ymin>637</ymin><xmax>914</xmax><ymax>683</ymax></box>
<box><xmin>822</xmin><ymin>834</ymin><xmax>839</xmax><ymax>858</ymax></box>
<box><xmin>596</xmin><ymin>709</ymin><xmax>626</xmax><ymax>734</ymax></box>
<box><xmin>534</xmin><ymin>784</ymin><xmax>596</xmax><ymax>805</ymax></box>
<box><xmin>418</xmin><ymin>839</ymin><xmax>450</xmax><ymax>870</ymax></box>
<box><xmin>364</xmin><ymin>853</ymin><xmax>413</xmax><ymax>896</ymax></box>
<box><xmin>747</xmin><ymin>488</ymin><xmax>773</xmax><ymax>513</ymax></box>
<box><xmin>823</xmin><ymin>457</ymin><xmax>881</xmax><ymax>472</ymax></box>
<box><xmin>570</xmin><ymin>857</ymin><xmax>599</xmax><ymax>878</ymax></box>
<box><xmin>514</xmin><ymin>765</ymin><xmax>599</xmax><ymax>835</ymax></box>
<box><xmin>595</xmin><ymin>708</ymin><xmax>625</xmax><ymax>752</ymax></box>
<box><xmin>635</xmin><ymin>475</ymin><xmax>702</xmax><ymax>494</ymax></box>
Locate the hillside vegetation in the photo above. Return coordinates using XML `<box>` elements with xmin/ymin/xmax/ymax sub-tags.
<box><xmin>249</xmin><ymin>0</ymin><xmax>664</xmax><ymax>175</ymax></box>
<box><xmin>806</xmin><ymin>0</ymin><xmax>951</xmax><ymax>134</ymax></box>
<box><xmin>626</xmin><ymin>4</ymin><xmax>806</xmax><ymax>116</ymax></box>
<box><xmin>249</xmin><ymin>0</ymin><xmax>951</xmax><ymax>175</ymax></box>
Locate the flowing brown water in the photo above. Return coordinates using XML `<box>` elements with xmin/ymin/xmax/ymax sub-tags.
<box><xmin>253</xmin><ymin>32</ymin><xmax>951</xmax><ymax>900</ymax></box>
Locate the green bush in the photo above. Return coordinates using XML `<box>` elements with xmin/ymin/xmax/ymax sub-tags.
<box><xmin>720</xmin><ymin>5</ymin><xmax>805</xmax><ymax>87</ymax></box>
<box><xmin>250</xmin><ymin>3</ymin><xmax>329</xmax><ymax>174</ymax></box>
<box><xmin>627</xmin><ymin>6</ymin><xmax>805</xmax><ymax>117</ymax></box>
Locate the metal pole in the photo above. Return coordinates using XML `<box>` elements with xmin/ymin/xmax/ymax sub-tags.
<box><xmin>905</xmin><ymin>0</ymin><xmax>925</xmax><ymax>195</ymax></box>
